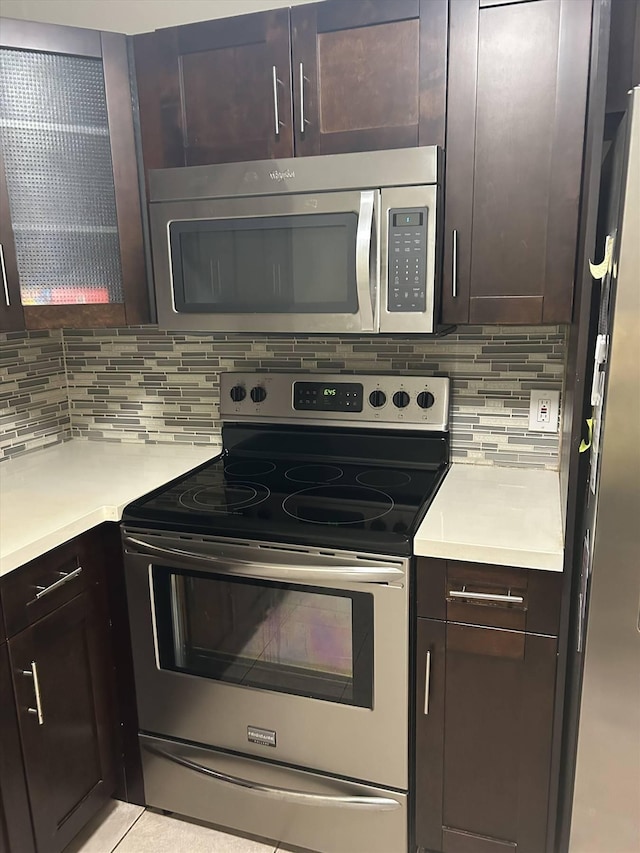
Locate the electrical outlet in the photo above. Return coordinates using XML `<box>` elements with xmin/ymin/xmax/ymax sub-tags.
<box><xmin>529</xmin><ymin>389</ymin><xmax>560</xmax><ymax>433</ymax></box>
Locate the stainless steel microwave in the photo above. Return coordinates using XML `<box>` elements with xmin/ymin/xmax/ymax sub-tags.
<box><xmin>148</xmin><ymin>147</ymin><xmax>442</xmax><ymax>334</ymax></box>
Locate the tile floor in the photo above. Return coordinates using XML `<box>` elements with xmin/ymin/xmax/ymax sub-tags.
<box><xmin>64</xmin><ymin>800</ymin><xmax>303</xmax><ymax>853</ymax></box>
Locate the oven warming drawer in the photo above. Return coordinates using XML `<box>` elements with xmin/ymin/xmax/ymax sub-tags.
<box><xmin>140</xmin><ymin>734</ymin><xmax>407</xmax><ymax>853</ymax></box>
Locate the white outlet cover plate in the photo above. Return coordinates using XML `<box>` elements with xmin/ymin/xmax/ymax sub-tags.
<box><xmin>529</xmin><ymin>389</ymin><xmax>560</xmax><ymax>433</ymax></box>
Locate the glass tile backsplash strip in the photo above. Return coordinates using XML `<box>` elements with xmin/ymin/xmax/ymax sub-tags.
<box><xmin>1</xmin><ymin>326</ymin><xmax>566</xmax><ymax>467</ymax></box>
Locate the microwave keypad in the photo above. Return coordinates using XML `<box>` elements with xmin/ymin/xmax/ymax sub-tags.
<box><xmin>388</xmin><ymin>208</ymin><xmax>428</xmax><ymax>313</ymax></box>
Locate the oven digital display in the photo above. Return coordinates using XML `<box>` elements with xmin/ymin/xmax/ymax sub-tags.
<box><xmin>294</xmin><ymin>382</ymin><xmax>363</xmax><ymax>412</ymax></box>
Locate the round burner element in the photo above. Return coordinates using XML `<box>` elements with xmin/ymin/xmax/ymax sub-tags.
<box><xmin>283</xmin><ymin>485</ymin><xmax>394</xmax><ymax>526</ymax></box>
<box><xmin>285</xmin><ymin>464</ymin><xmax>343</xmax><ymax>484</ymax></box>
<box><xmin>179</xmin><ymin>481</ymin><xmax>270</xmax><ymax>512</ymax></box>
<box><xmin>224</xmin><ymin>460</ymin><xmax>276</xmax><ymax>477</ymax></box>
<box><xmin>356</xmin><ymin>469</ymin><xmax>412</xmax><ymax>488</ymax></box>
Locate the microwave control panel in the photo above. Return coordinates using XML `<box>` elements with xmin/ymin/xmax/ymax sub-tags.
<box><xmin>388</xmin><ymin>208</ymin><xmax>428</xmax><ymax>313</ymax></box>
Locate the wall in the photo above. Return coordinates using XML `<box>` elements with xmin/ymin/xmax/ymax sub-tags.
<box><xmin>0</xmin><ymin>330</ymin><xmax>71</xmax><ymax>460</ymax></box>
<box><xmin>1</xmin><ymin>325</ymin><xmax>567</xmax><ymax>468</ymax></box>
<box><xmin>1</xmin><ymin>0</ymin><xmax>314</xmax><ymax>34</ymax></box>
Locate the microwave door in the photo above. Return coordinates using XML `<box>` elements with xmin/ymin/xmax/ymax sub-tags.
<box><xmin>151</xmin><ymin>190</ymin><xmax>380</xmax><ymax>334</ymax></box>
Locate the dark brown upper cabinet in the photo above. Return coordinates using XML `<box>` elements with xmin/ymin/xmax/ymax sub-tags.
<box><xmin>134</xmin><ymin>9</ymin><xmax>294</xmax><ymax>172</ymax></box>
<box><xmin>290</xmin><ymin>0</ymin><xmax>447</xmax><ymax>156</ymax></box>
<box><xmin>134</xmin><ymin>0</ymin><xmax>448</xmax><ymax>175</ymax></box>
<box><xmin>0</xmin><ymin>18</ymin><xmax>148</xmax><ymax>330</ymax></box>
<box><xmin>442</xmin><ymin>0</ymin><xmax>593</xmax><ymax>325</ymax></box>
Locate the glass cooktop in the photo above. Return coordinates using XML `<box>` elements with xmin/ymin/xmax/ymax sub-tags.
<box><xmin>123</xmin><ymin>425</ymin><xmax>449</xmax><ymax>556</ymax></box>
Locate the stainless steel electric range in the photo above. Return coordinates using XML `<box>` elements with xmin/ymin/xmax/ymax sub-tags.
<box><xmin>122</xmin><ymin>372</ymin><xmax>450</xmax><ymax>853</ymax></box>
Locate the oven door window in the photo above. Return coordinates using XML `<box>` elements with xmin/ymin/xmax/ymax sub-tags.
<box><xmin>152</xmin><ymin>568</ymin><xmax>374</xmax><ymax>709</ymax></box>
<box><xmin>169</xmin><ymin>213</ymin><xmax>358</xmax><ymax>314</ymax></box>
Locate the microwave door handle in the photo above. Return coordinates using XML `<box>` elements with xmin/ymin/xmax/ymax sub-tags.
<box><xmin>356</xmin><ymin>190</ymin><xmax>377</xmax><ymax>332</ymax></box>
<box><xmin>123</xmin><ymin>536</ymin><xmax>403</xmax><ymax>585</ymax></box>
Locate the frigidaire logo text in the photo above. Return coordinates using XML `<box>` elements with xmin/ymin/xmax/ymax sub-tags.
<box><xmin>269</xmin><ymin>169</ymin><xmax>295</xmax><ymax>181</ymax></box>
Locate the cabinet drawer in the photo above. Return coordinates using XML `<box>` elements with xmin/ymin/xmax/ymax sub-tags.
<box><xmin>416</xmin><ymin>558</ymin><xmax>562</xmax><ymax>635</ymax></box>
<box><xmin>1</xmin><ymin>537</ymin><xmax>89</xmax><ymax>637</ymax></box>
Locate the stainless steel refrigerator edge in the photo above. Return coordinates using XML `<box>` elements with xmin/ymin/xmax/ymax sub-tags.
<box><xmin>569</xmin><ymin>87</ymin><xmax>640</xmax><ymax>853</ymax></box>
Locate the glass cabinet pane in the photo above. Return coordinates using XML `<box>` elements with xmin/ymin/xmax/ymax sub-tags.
<box><xmin>0</xmin><ymin>49</ymin><xmax>123</xmax><ymax>305</ymax></box>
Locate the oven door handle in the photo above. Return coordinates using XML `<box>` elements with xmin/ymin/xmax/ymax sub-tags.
<box><xmin>124</xmin><ymin>536</ymin><xmax>404</xmax><ymax>584</ymax></box>
<box><xmin>145</xmin><ymin>743</ymin><xmax>401</xmax><ymax>811</ymax></box>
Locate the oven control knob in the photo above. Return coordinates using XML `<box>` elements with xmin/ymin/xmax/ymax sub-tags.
<box><xmin>369</xmin><ymin>390</ymin><xmax>387</xmax><ymax>408</ymax></box>
<box><xmin>230</xmin><ymin>385</ymin><xmax>246</xmax><ymax>403</ymax></box>
<box><xmin>393</xmin><ymin>390</ymin><xmax>410</xmax><ymax>409</ymax></box>
<box><xmin>250</xmin><ymin>386</ymin><xmax>267</xmax><ymax>403</ymax></box>
<box><xmin>417</xmin><ymin>391</ymin><xmax>435</xmax><ymax>409</ymax></box>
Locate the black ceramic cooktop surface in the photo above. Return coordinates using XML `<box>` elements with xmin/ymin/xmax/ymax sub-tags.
<box><xmin>122</xmin><ymin>425</ymin><xmax>449</xmax><ymax>556</ymax></box>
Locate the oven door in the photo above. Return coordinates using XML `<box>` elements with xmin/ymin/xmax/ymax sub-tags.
<box><xmin>123</xmin><ymin>530</ymin><xmax>409</xmax><ymax>790</ymax></box>
<box><xmin>149</xmin><ymin>190</ymin><xmax>379</xmax><ymax>334</ymax></box>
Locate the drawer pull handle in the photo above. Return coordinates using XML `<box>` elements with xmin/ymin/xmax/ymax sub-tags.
<box><xmin>423</xmin><ymin>649</ymin><xmax>431</xmax><ymax>715</ymax></box>
<box><xmin>448</xmin><ymin>588</ymin><xmax>524</xmax><ymax>605</ymax></box>
<box><xmin>23</xmin><ymin>661</ymin><xmax>44</xmax><ymax>725</ymax></box>
<box><xmin>33</xmin><ymin>566</ymin><xmax>82</xmax><ymax>601</ymax></box>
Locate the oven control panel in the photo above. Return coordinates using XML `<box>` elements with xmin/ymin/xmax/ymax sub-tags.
<box><xmin>388</xmin><ymin>208</ymin><xmax>427</xmax><ymax>313</ymax></box>
<box><xmin>294</xmin><ymin>382</ymin><xmax>363</xmax><ymax>412</ymax></box>
<box><xmin>221</xmin><ymin>373</ymin><xmax>450</xmax><ymax>431</ymax></box>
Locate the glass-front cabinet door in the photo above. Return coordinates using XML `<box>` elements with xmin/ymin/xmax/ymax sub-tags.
<box><xmin>0</xmin><ymin>20</ymin><xmax>146</xmax><ymax>329</ymax></box>
<box><xmin>152</xmin><ymin>566</ymin><xmax>374</xmax><ymax>708</ymax></box>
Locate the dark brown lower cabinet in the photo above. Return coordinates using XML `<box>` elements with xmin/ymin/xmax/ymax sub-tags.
<box><xmin>0</xmin><ymin>641</ymin><xmax>36</xmax><ymax>853</ymax></box>
<box><xmin>415</xmin><ymin>618</ymin><xmax>557</xmax><ymax>853</ymax></box>
<box><xmin>8</xmin><ymin>592</ymin><xmax>116</xmax><ymax>853</ymax></box>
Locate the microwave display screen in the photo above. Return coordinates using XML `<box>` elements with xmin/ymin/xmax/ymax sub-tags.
<box><xmin>393</xmin><ymin>212</ymin><xmax>423</xmax><ymax>226</ymax></box>
<box><xmin>170</xmin><ymin>214</ymin><xmax>358</xmax><ymax>314</ymax></box>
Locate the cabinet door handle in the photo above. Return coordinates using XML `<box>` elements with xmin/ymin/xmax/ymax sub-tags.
<box><xmin>452</xmin><ymin>229</ymin><xmax>458</xmax><ymax>299</ymax></box>
<box><xmin>423</xmin><ymin>649</ymin><xmax>431</xmax><ymax>715</ymax></box>
<box><xmin>299</xmin><ymin>63</ymin><xmax>307</xmax><ymax>134</ymax></box>
<box><xmin>23</xmin><ymin>662</ymin><xmax>44</xmax><ymax>725</ymax></box>
<box><xmin>0</xmin><ymin>243</ymin><xmax>10</xmax><ymax>307</ymax></box>
<box><xmin>33</xmin><ymin>565</ymin><xmax>82</xmax><ymax>601</ymax></box>
<box><xmin>448</xmin><ymin>588</ymin><xmax>524</xmax><ymax>605</ymax></box>
<box><xmin>272</xmin><ymin>66</ymin><xmax>284</xmax><ymax>137</ymax></box>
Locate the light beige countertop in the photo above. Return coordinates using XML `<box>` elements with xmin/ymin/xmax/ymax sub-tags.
<box><xmin>0</xmin><ymin>440</ymin><xmax>218</xmax><ymax>576</ymax></box>
<box><xmin>414</xmin><ymin>463</ymin><xmax>565</xmax><ymax>571</ymax></box>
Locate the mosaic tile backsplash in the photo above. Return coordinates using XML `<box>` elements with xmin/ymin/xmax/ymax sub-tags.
<box><xmin>1</xmin><ymin>325</ymin><xmax>566</xmax><ymax>467</ymax></box>
<box><xmin>1</xmin><ymin>329</ymin><xmax>71</xmax><ymax>459</ymax></box>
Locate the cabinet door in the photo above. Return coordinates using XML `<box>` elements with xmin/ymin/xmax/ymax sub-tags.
<box><xmin>442</xmin><ymin>0</ymin><xmax>592</xmax><ymax>325</ymax></box>
<box><xmin>9</xmin><ymin>592</ymin><xmax>116</xmax><ymax>853</ymax></box>
<box><xmin>415</xmin><ymin>621</ymin><xmax>557</xmax><ymax>852</ymax></box>
<box><xmin>134</xmin><ymin>9</ymin><xmax>294</xmax><ymax>172</ymax></box>
<box><xmin>0</xmin><ymin>148</ymin><xmax>24</xmax><ymax>332</ymax></box>
<box><xmin>0</xmin><ymin>642</ymin><xmax>36</xmax><ymax>853</ymax></box>
<box><xmin>0</xmin><ymin>19</ymin><xmax>147</xmax><ymax>330</ymax></box>
<box><xmin>291</xmin><ymin>0</ymin><xmax>447</xmax><ymax>156</ymax></box>
<box><xmin>415</xmin><ymin>618</ymin><xmax>446</xmax><ymax>852</ymax></box>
